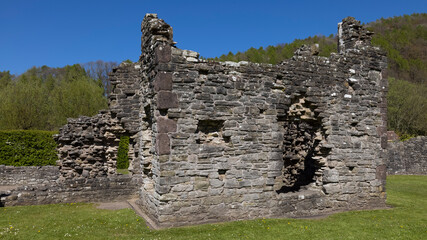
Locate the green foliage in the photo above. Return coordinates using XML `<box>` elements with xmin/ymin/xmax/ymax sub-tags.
<box><xmin>0</xmin><ymin>65</ymin><xmax>108</xmax><ymax>131</ymax></box>
<box><xmin>1</xmin><ymin>175</ymin><xmax>426</xmax><ymax>239</ymax></box>
<box><xmin>0</xmin><ymin>70</ymin><xmax>13</xmax><ymax>89</ymax></box>
<box><xmin>387</xmin><ymin>78</ymin><xmax>427</xmax><ymax>137</ymax></box>
<box><xmin>0</xmin><ymin>130</ymin><xmax>58</xmax><ymax>166</ymax></box>
<box><xmin>116</xmin><ymin>168</ymin><xmax>129</xmax><ymax>175</ymax></box>
<box><xmin>117</xmin><ymin>136</ymin><xmax>129</xmax><ymax>169</ymax></box>
<box><xmin>122</xmin><ymin>59</ymin><xmax>133</xmax><ymax>64</ymax></box>
<box><xmin>370</xmin><ymin>13</ymin><xmax>427</xmax><ymax>84</ymax></box>
<box><xmin>212</xmin><ymin>35</ymin><xmax>337</xmax><ymax>64</ymax></box>
<box><xmin>370</xmin><ymin>13</ymin><xmax>427</xmax><ymax>137</ymax></box>
<box><xmin>0</xmin><ymin>77</ymin><xmax>50</xmax><ymax>130</ymax></box>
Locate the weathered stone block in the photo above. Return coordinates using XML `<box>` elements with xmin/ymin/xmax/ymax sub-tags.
<box><xmin>376</xmin><ymin>164</ymin><xmax>387</xmax><ymax>181</ymax></box>
<box><xmin>156</xmin><ymin>133</ymin><xmax>170</xmax><ymax>155</ymax></box>
<box><xmin>153</xmin><ymin>72</ymin><xmax>173</xmax><ymax>91</ymax></box>
<box><xmin>155</xmin><ymin>44</ymin><xmax>171</xmax><ymax>63</ymax></box>
<box><xmin>157</xmin><ymin>91</ymin><xmax>178</xmax><ymax>109</ymax></box>
<box><xmin>157</xmin><ymin>116</ymin><xmax>177</xmax><ymax>133</ymax></box>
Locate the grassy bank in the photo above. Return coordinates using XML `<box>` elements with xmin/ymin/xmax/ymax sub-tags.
<box><xmin>1</xmin><ymin>175</ymin><xmax>426</xmax><ymax>239</ymax></box>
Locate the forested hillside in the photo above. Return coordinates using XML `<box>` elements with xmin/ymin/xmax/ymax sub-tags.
<box><xmin>212</xmin><ymin>13</ymin><xmax>427</xmax><ymax>139</ymax></box>
<box><xmin>211</xmin><ymin>35</ymin><xmax>337</xmax><ymax>64</ymax></box>
<box><xmin>0</xmin><ymin>64</ymin><xmax>112</xmax><ymax>131</ymax></box>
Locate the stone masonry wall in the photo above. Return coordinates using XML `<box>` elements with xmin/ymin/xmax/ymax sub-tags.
<box><xmin>0</xmin><ymin>164</ymin><xmax>139</xmax><ymax>207</ymax></box>
<box><xmin>1</xmin><ymin>14</ymin><xmax>389</xmax><ymax>228</ymax></box>
<box><xmin>387</xmin><ymin>136</ymin><xmax>427</xmax><ymax>175</ymax></box>
<box><xmin>0</xmin><ymin>166</ymin><xmax>59</xmax><ymax>186</ymax></box>
<box><xmin>55</xmin><ymin>111</ymin><xmax>125</xmax><ymax>179</ymax></box>
<box><xmin>136</xmin><ymin>14</ymin><xmax>388</xmax><ymax>227</ymax></box>
<box><xmin>108</xmin><ymin>62</ymin><xmax>143</xmax><ymax>175</ymax></box>
<box><xmin>1</xmin><ymin>175</ymin><xmax>138</xmax><ymax>207</ymax></box>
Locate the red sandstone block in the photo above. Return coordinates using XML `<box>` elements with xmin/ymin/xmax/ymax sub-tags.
<box><xmin>157</xmin><ymin>91</ymin><xmax>178</xmax><ymax>109</ymax></box>
<box><xmin>153</xmin><ymin>72</ymin><xmax>173</xmax><ymax>92</ymax></box>
<box><xmin>156</xmin><ymin>133</ymin><xmax>170</xmax><ymax>155</ymax></box>
<box><xmin>157</xmin><ymin>116</ymin><xmax>177</xmax><ymax>133</ymax></box>
<box><xmin>155</xmin><ymin>44</ymin><xmax>171</xmax><ymax>63</ymax></box>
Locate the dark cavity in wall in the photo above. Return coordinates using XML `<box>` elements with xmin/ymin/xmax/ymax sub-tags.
<box><xmin>142</xmin><ymin>104</ymin><xmax>153</xmax><ymax>178</ymax></box>
<box><xmin>144</xmin><ymin>105</ymin><xmax>153</xmax><ymax>129</ymax></box>
<box><xmin>276</xmin><ymin>97</ymin><xmax>329</xmax><ymax>193</ymax></box>
<box><xmin>196</xmin><ymin>120</ymin><xmax>227</xmax><ymax>144</ymax></box>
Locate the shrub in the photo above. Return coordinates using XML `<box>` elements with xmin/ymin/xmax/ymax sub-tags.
<box><xmin>117</xmin><ymin>136</ymin><xmax>129</xmax><ymax>169</ymax></box>
<box><xmin>0</xmin><ymin>130</ymin><xmax>58</xmax><ymax>166</ymax></box>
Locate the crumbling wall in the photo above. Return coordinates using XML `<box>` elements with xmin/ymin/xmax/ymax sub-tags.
<box><xmin>55</xmin><ymin>112</ymin><xmax>124</xmax><ymax>179</ymax></box>
<box><xmin>1</xmin><ymin>14</ymin><xmax>389</xmax><ymax>228</ymax></box>
<box><xmin>387</xmin><ymin>136</ymin><xmax>427</xmax><ymax>175</ymax></box>
<box><xmin>136</xmin><ymin>15</ymin><xmax>388</xmax><ymax>227</ymax></box>
<box><xmin>1</xmin><ymin>175</ymin><xmax>137</xmax><ymax>207</ymax></box>
<box><xmin>109</xmin><ymin>62</ymin><xmax>143</xmax><ymax>175</ymax></box>
<box><xmin>0</xmin><ymin>166</ymin><xmax>59</xmax><ymax>186</ymax></box>
<box><xmin>1</xmin><ymin>64</ymin><xmax>144</xmax><ymax>206</ymax></box>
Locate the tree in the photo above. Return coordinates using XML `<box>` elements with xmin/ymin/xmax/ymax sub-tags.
<box><xmin>81</xmin><ymin>60</ymin><xmax>118</xmax><ymax>96</ymax></box>
<box><xmin>0</xmin><ymin>74</ymin><xmax>49</xmax><ymax>130</ymax></box>
<box><xmin>0</xmin><ymin>64</ymin><xmax>108</xmax><ymax>131</ymax></box>
<box><xmin>0</xmin><ymin>71</ymin><xmax>13</xmax><ymax>89</ymax></box>
<box><xmin>387</xmin><ymin>78</ymin><xmax>427</xmax><ymax>138</ymax></box>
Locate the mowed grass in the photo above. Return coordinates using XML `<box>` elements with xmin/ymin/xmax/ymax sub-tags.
<box><xmin>1</xmin><ymin>175</ymin><xmax>426</xmax><ymax>239</ymax></box>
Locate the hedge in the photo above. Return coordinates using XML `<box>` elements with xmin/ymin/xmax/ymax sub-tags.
<box><xmin>0</xmin><ymin>130</ymin><xmax>58</xmax><ymax>166</ymax></box>
<box><xmin>117</xmin><ymin>136</ymin><xmax>129</xmax><ymax>169</ymax></box>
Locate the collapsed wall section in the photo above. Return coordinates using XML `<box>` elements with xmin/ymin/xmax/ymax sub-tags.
<box><xmin>108</xmin><ymin>62</ymin><xmax>144</xmax><ymax>175</ymax></box>
<box><xmin>136</xmin><ymin>15</ymin><xmax>388</xmax><ymax>227</ymax></box>
<box><xmin>1</xmin><ymin>57</ymin><xmax>144</xmax><ymax>207</ymax></box>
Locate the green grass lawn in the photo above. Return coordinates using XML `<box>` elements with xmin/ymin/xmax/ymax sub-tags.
<box><xmin>116</xmin><ymin>169</ymin><xmax>129</xmax><ymax>175</ymax></box>
<box><xmin>1</xmin><ymin>175</ymin><xmax>426</xmax><ymax>239</ymax></box>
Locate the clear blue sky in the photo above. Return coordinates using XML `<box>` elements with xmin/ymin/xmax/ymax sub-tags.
<box><xmin>1</xmin><ymin>0</ymin><xmax>426</xmax><ymax>75</ymax></box>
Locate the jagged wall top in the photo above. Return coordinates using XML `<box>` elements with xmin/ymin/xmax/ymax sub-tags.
<box><xmin>338</xmin><ymin>17</ymin><xmax>374</xmax><ymax>53</ymax></box>
<box><xmin>140</xmin><ymin>14</ymin><xmax>174</xmax><ymax>61</ymax></box>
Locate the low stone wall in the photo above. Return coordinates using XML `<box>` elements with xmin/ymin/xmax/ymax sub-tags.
<box><xmin>0</xmin><ymin>165</ymin><xmax>59</xmax><ymax>186</ymax></box>
<box><xmin>2</xmin><ymin>175</ymin><xmax>139</xmax><ymax>206</ymax></box>
<box><xmin>0</xmin><ymin>164</ymin><xmax>140</xmax><ymax>207</ymax></box>
<box><xmin>387</xmin><ymin>136</ymin><xmax>427</xmax><ymax>175</ymax></box>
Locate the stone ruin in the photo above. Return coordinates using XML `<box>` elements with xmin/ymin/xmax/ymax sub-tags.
<box><xmin>387</xmin><ymin>136</ymin><xmax>427</xmax><ymax>175</ymax></box>
<box><xmin>1</xmin><ymin>14</ymin><xmax>389</xmax><ymax>228</ymax></box>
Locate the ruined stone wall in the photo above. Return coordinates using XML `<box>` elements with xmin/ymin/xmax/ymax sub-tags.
<box><xmin>387</xmin><ymin>136</ymin><xmax>427</xmax><ymax>175</ymax></box>
<box><xmin>1</xmin><ymin>175</ymin><xmax>137</xmax><ymax>207</ymax></box>
<box><xmin>109</xmin><ymin>63</ymin><xmax>142</xmax><ymax>135</ymax></box>
<box><xmin>108</xmin><ymin>62</ymin><xmax>143</xmax><ymax>175</ymax></box>
<box><xmin>55</xmin><ymin>111</ymin><xmax>126</xmax><ymax>179</ymax></box>
<box><xmin>136</xmin><ymin>15</ymin><xmax>388</xmax><ymax>227</ymax></box>
<box><xmin>1</xmin><ymin>14</ymin><xmax>389</xmax><ymax>227</ymax></box>
<box><xmin>1</xmin><ymin>67</ymin><xmax>144</xmax><ymax>206</ymax></box>
<box><xmin>0</xmin><ymin>165</ymin><xmax>59</xmax><ymax>186</ymax></box>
